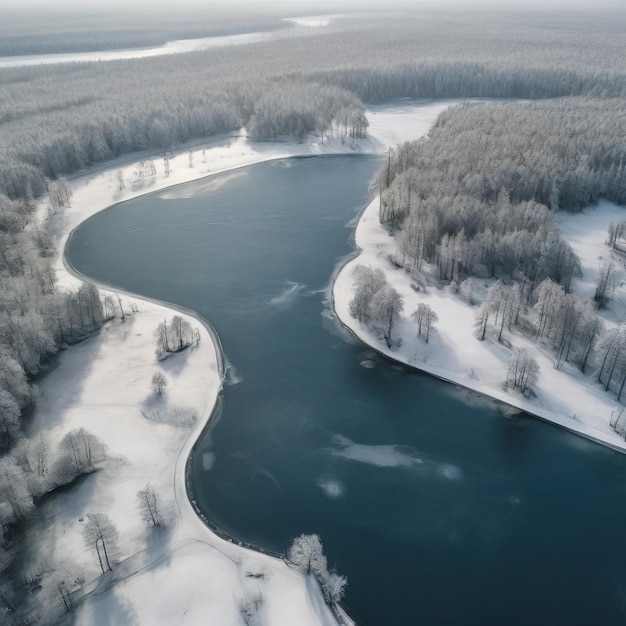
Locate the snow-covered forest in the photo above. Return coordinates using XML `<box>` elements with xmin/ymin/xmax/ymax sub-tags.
<box><xmin>2</xmin><ymin>4</ymin><xmax>626</xmax><ymax>624</ymax></box>
<box><xmin>376</xmin><ymin>97</ymin><xmax>626</xmax><ymax>389</ymax></box>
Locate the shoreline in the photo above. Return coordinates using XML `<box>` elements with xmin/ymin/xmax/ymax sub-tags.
<box><xmin>35</xmin><ymin>130</ymin><xmax>374</xmax><ymax>624</ymax></box>
<box><xmin>332</xmin><ymin>194</ymin><xmax>626</xmax><ymax>456</ymax></box>
<box><xmin>34</xmin><ymin>96</ymin><xmax>622</xmax><ymax>623</ymax></box>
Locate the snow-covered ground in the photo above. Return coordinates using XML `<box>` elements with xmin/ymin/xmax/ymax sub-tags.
<box><xmin>333</xmin><ymin>106</ymin><xmax>626</xmax><ymax>453</ymax></box>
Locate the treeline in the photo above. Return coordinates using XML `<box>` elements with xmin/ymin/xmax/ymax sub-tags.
<box><xmin>2</xmin><ymin>9</ymin><xmax>626</xmax><ymax>200</ymax></box>
<box><xmin>380</xmin><ymin>98</ymin><xmax>626</xmax><ymax>289</ymax></box>
<box><xmin>379</xmin><ymin>97</ymin><xmax>626</xmax><ymax>407</ymax></box>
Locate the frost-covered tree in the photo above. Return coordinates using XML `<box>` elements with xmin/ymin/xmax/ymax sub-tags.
<box><xmin>154</xmin><ymin>316</ymin><xmax>199</xmax><ymax>359</ymax></box>
<box><xmin>594</xmin><ymin>262</ymin><xmax>616</xmax><ymax>309</ymax></box>
<box><xmin>40</xmin><ymin>565</ymin><xmax>81</xmax><ymax>615</ymax></box>
<box><xmin>137</xmin><ymin>484</ymin><xmax>163</xmax><ymax>527</ymax></box>
<box><xmin>288</xmin><ymin>534</ymin><xmax>346</xmax><ymax>608</ymax></box>
<box><xmin>151</xmin><ymin>371</ymin><xmax>167</xmax><ymax>397</ymax></box>
<box><xmin>0</xmin><ymin>390</ymin><xmax>20</xmax><ymax>445</ymax></box>
<box><xmin>0</xmin><ymin>456</ymin><xmax>34</xmax><ymax>525</ymax></box>
<box><xmin>368</xmin><ymin>285</ymin><xmax>404</xmax><ymax>348</ymax></box>
<box><xmin>349</xmin><ymin>265</ymin><xmax>386</xmax><ymax>324</ymax></box>
<box><xmin>82</xmin><ymin>513</ymin><xmax>119</xmax><ymax>573</ymax></box>
<box><xmin>413</xmin><ymin>303</ymin><xmax>439</xmax><ymax>343</ymax></box>
<box><xmin>504</xmin><ymin>348</ymin><xmax>539</xmax><ymax>396</ymax></box>
<box><xmin>288</xmin><ymin>534</ymin><xmax>327</xmax><ymax>576</ymax></box>
<box><xmin>55</xmin><ymin>428</ymin><xmax>105</xmax><ymax>482</ymax></box>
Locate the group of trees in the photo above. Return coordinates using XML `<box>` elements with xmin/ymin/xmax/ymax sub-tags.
<box><xmin>2</xmin><ymin>9</ymin><xmax>626</xmax><ymax>201</ymax></box>
<box><xmin>349</xmin><ymin>265</ymin><xmax>440</xmax><ymax>348</ymax></box>
<box><xmin>154</xmin><ymin>315</ymin><xmax>200</xmax><ymax>359</ymax></box>
<box><xmin>0</xmin><ymin>425</ymin><xmax>109</xmax><ymax>618</ymax></box>
<box><xmin>375</xmin><ymin>94</ymin><xmax>626</xmax><ymax>403</ymax></box>
<box><xmin>381</xmin><ymin>99</ymin><xmax>626</xmax><ymax>297</ymax></box>
<box><xmin>288</xmin><ymin>534</ymin><xmax>346</xmax><ymax>612</ymax></box>
<box><xmin>349</xmin><ymin>265</ymin><xmax>404</xmax><ymax>347</ymax></box>
<box><xmin>504</xmin><ymin>349</ymin><xmax>540</xmax><ymax>397</ymax></box>
<box><xmin>475</xmin><ymin>276</ymin><xmax>604</xmax><ymax>391</ymax></box>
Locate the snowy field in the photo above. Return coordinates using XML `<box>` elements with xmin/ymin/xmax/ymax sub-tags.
<box><xmin>31</xmin><ymin>98</ymin><xmax>626</xmax><ymax>625</ymax></box>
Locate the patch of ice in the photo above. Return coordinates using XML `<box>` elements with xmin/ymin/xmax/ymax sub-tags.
<box><xmin>224</xmin><ymin>359</ymin><xmax>243</xmax><ymax>386</ymax></box>
<box><xmin>283</xmin><ymin>16</ymin><xmax>333</xmax><ymax>28</ymax></box>
<box><xmin>159</xmin><ymin>171</ymin><xmax>245</xmax><ymax>199</ymax></box>
<box><xmin>359</xmin><ymin>360</ymin><xmax>376</xmax><ymax>369</ymax></box>
<box><xmin>317</xmin><ymin>477</ymin><xmax>345</xmax><ymax>500</ymax></box>
<box><xmin>269</xmin><ymin>282</ymin><xmax>306</xmax><ymax>308</ymax></box>
<box><xmin>439</xmin><ymin>464</ymin><xmax>463</xmax><ymax>481</ymax></box>
<box><xmin>332</xmin><ymin>435</ymin><xmax>419</xmax><ymax>468</ymax></box>
<box><xmin>202</xmin><ymin>451</ymin><xmax>216</xmax><ymax>470</ymax></box>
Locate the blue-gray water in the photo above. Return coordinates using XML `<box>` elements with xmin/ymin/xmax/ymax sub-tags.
<box><xmin>67</xmin><ymin>155</ymin><xmax>626</xmax><ymax>625</ymax></box>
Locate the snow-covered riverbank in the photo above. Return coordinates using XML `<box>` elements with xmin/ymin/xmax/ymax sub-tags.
<box><xmin>333</xmin><ymin>106</ymin><xmax>626</xmax><ymax>454</ymax></box>
<box><xmin>33</xmin><ymin>128</ymin><xmax>390</xmax><ymax>624</ymax></box>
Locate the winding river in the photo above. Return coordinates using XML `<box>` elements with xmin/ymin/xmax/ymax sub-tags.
<box><xmin>66</xmin><ymin>154</ymin><xmax>626</xmax><ymax>625</ymax></box>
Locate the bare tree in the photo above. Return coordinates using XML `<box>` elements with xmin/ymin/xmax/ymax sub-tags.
<box><xmin>82</xmin><ymin>513</ymin><xmax>119</xmax><ymax>573</ymax></box>
<box><xmin>151</xmin><ymin>371</ymin><xmax>167</xmax><ymax>397</ymax></box>
<box><xmin>56</xmin><ymin>428</ymin><xmax>105</xmax><ymax>482</ymax></box>
<box><xmin>369</xmin><ymin>285</ymin><xmax>404</xmax><ymax>347</ymax></box>
<box><xmin>413</xmin><ymin>303</ymin><xmax>438</xmax><ymax>343</ymax></box>
<box><xmin>594</xmin><ymin>262</ymin><xmax>616</xmax><ymax>309</ymax></box>
<box><xmin>474</xmin><ymin>300</ymin><xmax>491</xmax><ymax>341</ymax></box>
<box><xmin>137</xmin><ymin>484</ymin><xmax>163</xmax><ymax>527</ymax></box>
<box><xmin>423</xmin><ymin>305</ymin><xmax>439</xmax><ymax>343</ymax></box>
<box><xmin>504</xmin><ymin>348</ymin><xmax>540</xmax><ymax>396</ymax></box>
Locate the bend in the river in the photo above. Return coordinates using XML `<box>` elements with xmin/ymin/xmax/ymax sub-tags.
<box><xmin>66</xmin><ymin>153</ymin><xmax>626</xmax><ymax>626</ymax></box>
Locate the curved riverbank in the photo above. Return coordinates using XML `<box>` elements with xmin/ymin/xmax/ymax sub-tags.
<box><xmin>31</xmin><ymin>131</ymin><xmax>377</xmax><ymax>624</ymax></box>
<box><xmin>332</xmin><ymin>193</ymin><xmax>626</xmax><ymax>455</ymax></box>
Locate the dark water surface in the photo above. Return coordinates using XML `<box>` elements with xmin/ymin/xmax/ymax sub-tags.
<box><xmin>67</xmin><ymin>155</ymin><xmax>626</xmax><ymax>625</ymax></box>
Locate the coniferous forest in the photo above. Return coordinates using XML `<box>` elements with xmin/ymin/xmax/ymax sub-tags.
<box><xmin>1</xmin><ymin>5</ymin><xmax>626</xmax><ymax>623</ymax></box>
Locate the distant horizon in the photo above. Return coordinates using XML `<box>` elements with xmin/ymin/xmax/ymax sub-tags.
<box><xmin>1</xmin><ymin>0</ymin><xmax>624</xmax><ymax>13</ymax></box>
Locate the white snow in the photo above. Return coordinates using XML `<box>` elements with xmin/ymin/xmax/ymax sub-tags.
<box><xmin>282</xmin><ymin>15</ymin><xmax>342</xmax><ymax>28</ymax></box>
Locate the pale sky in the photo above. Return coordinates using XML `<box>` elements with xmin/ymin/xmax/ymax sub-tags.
<box><xmin>0</xmin><ymin>0</ymin><xmax>623</xmax><ymax>10</ymax></box>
